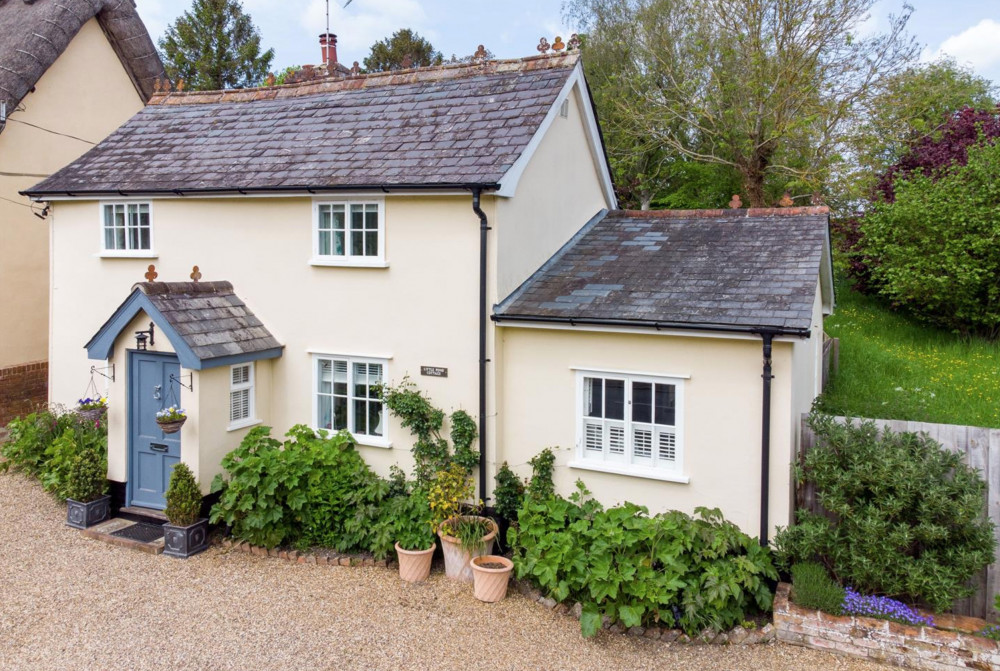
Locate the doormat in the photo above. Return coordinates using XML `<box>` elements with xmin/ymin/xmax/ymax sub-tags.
<box><xmin>110</xmin><ymin>522</ymin><xmax>165</xmax><ymax>543</ymax></box>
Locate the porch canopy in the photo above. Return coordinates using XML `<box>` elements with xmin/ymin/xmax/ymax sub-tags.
<box><xmin>85</xmin><ymin>281</ymin><xmax>283</xmax><ymax>370</ymax></box>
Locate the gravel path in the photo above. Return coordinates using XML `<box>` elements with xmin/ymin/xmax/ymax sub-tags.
<box><xmin>0</xmin><ymin>472</ymin><xmax>888</xmax><ymax>671</ymax></box>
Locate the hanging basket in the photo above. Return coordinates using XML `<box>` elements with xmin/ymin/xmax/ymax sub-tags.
<box><xmin>156</xmin><ymin>417</ymin><xmax>187</xmax><ymax>434</ymax></box>
<box><xmin>78</xmin><ymin>406</ymin><xmax>106</xmax><ymax>423</ymax></box>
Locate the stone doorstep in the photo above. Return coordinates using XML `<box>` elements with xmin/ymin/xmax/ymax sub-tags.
<box><xmin>81</xmin><ymin>518</ymin><xmax>165</xmax><ymax>555</ymax></box>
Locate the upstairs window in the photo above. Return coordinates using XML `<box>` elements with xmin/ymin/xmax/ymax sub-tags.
<box><xmin>102</xmin><ymin>202</ymin><xmax>151</xmax><ymax>253</ymax></box>
<box><xmin>314</xmin><ymin>201</ymin><xmax>384</xmax><ymax>265</ymax></box>
<box><xmin>578</xmin><ymin>371</ymin><xmax>683</xmax><ymax>473</ymax></box>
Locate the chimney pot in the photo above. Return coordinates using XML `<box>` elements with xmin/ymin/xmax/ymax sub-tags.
<box><xmin>319</xmin><ymin>32</ymin><xmax>338</xmax><ymax>69</ymax></box>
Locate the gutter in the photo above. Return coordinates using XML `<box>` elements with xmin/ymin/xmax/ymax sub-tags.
<box><xmin>492</xmin><ymin>313</ymin><xmax>811</xmax><ymax>339</ymax></box>
<box><xmin>21</xmin><ymin>182</ymin><xmax>501</xmax><ymax>199</ymax></box>
<box><xmin>471</xmin><ymin>188</ymin><xmax>490</xmax><ymax>503</ymax></box>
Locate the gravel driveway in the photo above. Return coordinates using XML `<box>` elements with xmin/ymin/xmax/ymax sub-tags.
<box><xmin>0</xmin><ymin>472</ymin><xmax>887</xmax><ymax>671</ymax></box>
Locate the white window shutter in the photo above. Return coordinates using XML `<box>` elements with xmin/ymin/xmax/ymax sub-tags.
<box><xmin>584</xmin><ymin>422</ymin><xmax>603</xmax><ymax>452</ymax></box>
<box><xmin>658</xmin><ymin>431</ymin><xmax>677</xmax><ymax>462</ymax></box>
<box><xmin>608</xmin><ymin>425</ymin><xmax>625</xmax><ymax>454</ymax></box>
<box><xmin>633</xmin><ymin>427</ymin><xmax>652</xmax><ymax>458</ymax></box>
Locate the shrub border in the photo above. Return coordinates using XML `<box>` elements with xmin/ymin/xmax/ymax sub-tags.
<box><xmin>774</xmin><ymin>583</ymin><xmax>1000</xmax><ymax>669</ymax></box>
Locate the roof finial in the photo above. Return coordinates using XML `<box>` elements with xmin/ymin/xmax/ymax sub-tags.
<box><xmin>567</xmin><ymin>34</ymin><xmax>581</xmax><ymax>51</ymax></box>
<box><xmin>472</xmin><ymin>44</ymin><xmax>488</xmax><ymax>65</ymax></box>
<box><xmin>176</xmin><ymin>78</ymin><xmax>185</xmax><ymax>92</ymax></box>
<box><xmin>778</xmin><ymin>192</ymin><xmax>794</xmax><ymax>207</ymax></box>
<box><xmin>728</xmin><ymin>194</ymin><xmax>742</xmax><ymax>209</ymax></box>
<box><xmin>537</xmin><ymin>37</ymin><xmax>550</xmax><ymax>54</ymax></box>
<box><xmin>401</xmin><ymin>54</ymin><xmax>413</xmax><ymax>69</ymax></box>
<box><xmin>144</xmin><ymin>265</ymin><xmax>158</xmax><ymax>282</ymax></box>
<box><xmin>190</xmin><ymin>265</ymin><xmax>202</xmax><ymax>282</ymax></box>
<box><xmin>351</xmin><ymin>61</ymin><xmax>361</xmax><ymax>75</ymax></box>
<box><xmin>265</xmin><ymin>72</ymin><xmax>276</xmax><ymax>86</ymax></box>
<box><xmin>552</xmin><ymin>36</ymin><xmax>566</xmax><ymax>52</ymax></box>
<box><xmin>153</xmin><ymin>78</ymin><xmax>162</xmax><ymax>93</ymax></box>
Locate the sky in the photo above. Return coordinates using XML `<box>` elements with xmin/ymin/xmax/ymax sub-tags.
<box><xmin>134</xmin><ymin>0</ymin><xmax>1000</xmax><ymax>85</ymax></box>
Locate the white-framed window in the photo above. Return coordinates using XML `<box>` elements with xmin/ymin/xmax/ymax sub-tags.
<box><xmin>574</xmin><ymin>370</ymin><xmax>685</xmax><ymax>479</ymax></box>
<box><xmin>229</xmin><ymin>363</ymin><xmax>256</xmax><ymax>429</ymax></box>
<box><xmin>314</xmin><ymin>354</ymin><xmax>388</xmax><ymax>446</ymax></box>
<box><xmin>101</xmin><ymin>202</ymin><xmax>152</xmax><ymax>254</ymax></box>
<box><xmin>313</xmin><ymin>200</ymin><xmax>385</xmax><ymax>266</ymax></box>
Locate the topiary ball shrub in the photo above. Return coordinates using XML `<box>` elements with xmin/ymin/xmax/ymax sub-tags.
<box><xmin>775</xmin><ymin>413</ymin><xmax>995</xmax><ymax>612</ymax></box>
<box><xmin>790</xmin><ymin>562</ymin><xmax>845</xmax><ymax>615</ymax></box>
<box><xmin>65</xmin><ymin>448</ymin><xmax>108</xmax><ymax>503</ymax></box>
<box><xmin>165</xmin><ymin>462</ymin><xmax>202</xmax><ymax>527</ymax></box>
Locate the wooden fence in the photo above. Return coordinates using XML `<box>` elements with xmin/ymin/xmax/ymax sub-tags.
<box><xmin>798</xmin><ymin>414</ymin><xmax>1000</xmax><ymax>620</ymax></box>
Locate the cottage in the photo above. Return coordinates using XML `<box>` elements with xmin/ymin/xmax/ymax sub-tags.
<box><xmin>0</xmin><ymin>0</ymin><xmax>165</xmax><ymax>424</ymax></box>
<box><xmin>25</xmin><ymin>43</ymin><xmax>832</xmax><ymax>540</ymax></box>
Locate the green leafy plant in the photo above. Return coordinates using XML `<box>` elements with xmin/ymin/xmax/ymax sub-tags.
<box><xmin>389</xmin><ymin>487</ymin><xmax>435</xmax><ymax>551</ymax></box>
<box><xmin>441</xmin><ymin>515</ymin><xmax>494</xmax><ymax>554</ymax></box>
<box><xmin>527</xmin><ymin>448</ymin><xmax>555</xmax><ymax>499</ymax></box>
<box><xmin>510</xmin><ymin>479</ymin><xmax>776</xmax><ymax>637</ymax></box>
<box><xmin>64</xmin><ymin>448</ymin><xmax>108</xmax><ymax>503</ymax></box>
<box><xmin>379</xmin><ymin>377</ymin><xmax>478</xmax><ymax>483</ymax></box>
<box><xmin>774</xmin><ymin>413</ymin><xmax>995</xmax><ymax>612</ymax></box>
<box><xmin>427</xmin><ymin>462</ymin><xmax>476</xmax><ymax>532</ymax></box>
<box><xmin>2</xmin><ymin>409</ymin><xmax>106</xmax><ymax>482</ymax></box>
<box><xmin>493</xmin><ymin>462</ymin><xmax>525</xmax><ymax>521</ymax></box>
<box><xmin>165</xmin><ymin>463</ymin><xmax>203</xmax><ymax>527</ymax></box>
<box><xmin>790</xmin><ymin>562</ymin><xmax>845</xmax><ymax>615</ymax></box>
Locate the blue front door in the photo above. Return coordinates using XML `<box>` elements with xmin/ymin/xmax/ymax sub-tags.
<box><xmin>129</xmin><ymin>351</ymin><xmax>181</xmax><ymax>509</ymax></box>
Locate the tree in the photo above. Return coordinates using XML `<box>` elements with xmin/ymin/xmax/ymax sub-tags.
<box><xmin>837</xmin><ymin>58</ymin><xmax>996</xmax><ymax>207</ymax></box>
<box><xmin>566</xmin><ymin>0</ymin><xmax>918</xmax><ymax>207</ymax></box>
<box><xmin>363</xmin><ymin>29</ymin><xmax>443</xmax><ymax>73</ymax></box>
<box><xmin>159</xmin><ymin>0</ymin><xmax>275</xmax><ymax>91</ymax></box>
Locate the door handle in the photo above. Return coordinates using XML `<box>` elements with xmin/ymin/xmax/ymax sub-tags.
<box><xmin>153</xmin><ymin>384</ymin><xmax>162</xmax><ymax>400</ymax></box>
<box><xmin>150</xmin><ymin>443</ymin><xmax>168</xmax><ymax>453</ymax></box>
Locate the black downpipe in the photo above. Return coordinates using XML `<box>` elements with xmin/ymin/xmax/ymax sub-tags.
<box><xmin>758</xmin><ymin>331</ymin><xmax>775</xmax><ymax>546</ymax></box>
<box><xmin>472</xmin><ymin>189</ymin><xmax>489</xmax><ymax>503</ymax></box>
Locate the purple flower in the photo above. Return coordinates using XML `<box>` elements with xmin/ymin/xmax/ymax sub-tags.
<box><xmin>841</xmin><ymin>587</ymin><xmax>935</xmax><ymax>628</ymax></box>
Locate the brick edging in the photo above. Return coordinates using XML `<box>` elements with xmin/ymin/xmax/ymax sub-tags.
<box><xmin>220</xmin><ymin>538</ymin><xmax>395</xmax><ymax>569</ymax></box>
<box><xmin>773</xmin><ymin>582</ymin><xmax>1000</xmax><ymax>669</ymax></box>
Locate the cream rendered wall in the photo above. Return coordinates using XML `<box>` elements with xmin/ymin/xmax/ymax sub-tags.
<box><xmin>788</xmin><ymin>282</ymin><xmax>825</xmax><ymax>487</ymax></box>
<box><xmin>0</xmin><ymin>18</ymin><xmax>144</xmax><ymax>368</ymax></box>
<box><xmin>493</xmin><ymin>84</ymin><xmax>611</xmax><ymax>302</ymax></box>
<box><xmin>50</xmin><ymin>195</ymin><xmax>483</xmax><ymax>483</ymax></box>
<box><xmin>496</xmin><ymin>326</ymin><xmax>797</xmax><ymax>539</ymax></box>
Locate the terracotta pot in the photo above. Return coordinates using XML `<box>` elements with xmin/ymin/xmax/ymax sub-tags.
<box><xmin>470</xmin><ymin>555</ymin><xmax>514</xmax><ymax>603</ymax></box>
<box><xmin>437</xmin><ymin>516</ymin><xmax>498</xmax><ymax>582</ymax></box>
<box><xmin>395</xmin><ymin>541</ymin><xmax>436</xmax><ymax>583</ymax></box>
<box><xmin>157</xmin><ymin>417</ymin><xmax>186</xmax><ymax>434</ymax></box>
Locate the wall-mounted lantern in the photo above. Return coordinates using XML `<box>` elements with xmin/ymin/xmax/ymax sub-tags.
<box><xmin>134</xmin><ymin>322</ymin><xmax>155</xmax><ymax>350</ymax></box>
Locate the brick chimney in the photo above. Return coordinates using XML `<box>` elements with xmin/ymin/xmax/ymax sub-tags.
<box><xmin>319</xmin><ymin>33</ymin><xmax>338</xmax><ymax>68</ymax></box>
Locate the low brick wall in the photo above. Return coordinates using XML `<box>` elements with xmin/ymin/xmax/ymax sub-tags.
<box><xmin>774</xmin><ymin>583</ymin><xmax>1000</xmax><ymax>669</ymax></box>
<box><xmin>0</xmin><ymin>360</ymin><xmax>47</xmax><ymax>427</ymax></box>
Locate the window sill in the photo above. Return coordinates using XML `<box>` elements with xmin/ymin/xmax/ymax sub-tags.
<box><xmin>310</xmin><ymin>257</ymin><xmax>389</xmax><ymax>268</ymax></box>
<box><xmin>227</xmin><ymin>418</ymin><xmax>262</xmax><ymax>432</ymax></box>
<box><xmin>97</xmin><ymin>251</ymin><xmax>158</xmax><ymax>259</ymax></box>
<box><xmin>354</xmin><ymin>436</ymin><xmax>392</xmax><ymax>449</ymax></box>
<box><xmin>569</xmin><ymin>460</ymin><xmax>690</xmax><ymax>484</ymax></box>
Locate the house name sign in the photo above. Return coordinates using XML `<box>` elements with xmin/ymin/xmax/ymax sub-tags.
<box><xmin>420</xmin><ymin>366</ymin><xmax>448</xmax><ymax>378</ymax></box>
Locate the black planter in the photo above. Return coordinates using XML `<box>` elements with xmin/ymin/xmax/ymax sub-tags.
<box><xmin>162</xmin><ymin>518</ymin><xmax>209</xmax><ymax>558</ymax></box>
<box><xmin>66</xmin><ymin>495</ymin><xmax>111</xmax><ymax>529</ymax></box>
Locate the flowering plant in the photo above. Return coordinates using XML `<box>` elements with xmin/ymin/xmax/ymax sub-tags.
<box><xmin>979</xmin><ymin>624</ymin><xmax>1000</xmax><ymax>642</ymax></box>
<box><xmin>77</xmin><ymin>396</ymin><xmax>107</xmax><ymax>411</ymax></box>
<box><xmin>156</xmin><ymin>406</ymin><xmax>187</xmax><ymax>422</ymax></box>
<box><xmin>842</xmin><ymin>587</ymin><xmax>935</xmax><ymax>627</ymax></box>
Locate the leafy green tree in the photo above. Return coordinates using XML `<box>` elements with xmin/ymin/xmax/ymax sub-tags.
<box><xmin>363</xmin><ymin>29</ymin><xmax>443</xmax><ymax>73</ymax></box>
<box><xmin>858</xmin><ymin>137</ymin><xmax>1000</xmax><ymax>337</ymax></box>
<box><xmin>159</xmin><ymin>0</ymin><xmax>275</xmax><ymax>91</ymax></box>
<box><xmin>566</xmin><ymin>0</ymin><xmax>918</xmax><ymax>207</ymax></box>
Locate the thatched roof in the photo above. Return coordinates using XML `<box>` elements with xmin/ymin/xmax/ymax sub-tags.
<box><xmin>0</xmin><ymin>0</ymin><xmax>165</xmax><ymax>114</ymax></box>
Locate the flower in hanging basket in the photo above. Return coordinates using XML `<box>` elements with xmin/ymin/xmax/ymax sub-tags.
<box><xmin>77</xmin><ymin>396</ymin><xmax>108</xmax><ymax>412</ymax></box>
<box><xmin>77</xmin><ymin>396</ymin><xmax>108</xmax><ymax>422</ymax></box>
<box><xmin>156</xmin><ymin>406</ymin><xmax>188</xmax><ymax>433</ymax></box>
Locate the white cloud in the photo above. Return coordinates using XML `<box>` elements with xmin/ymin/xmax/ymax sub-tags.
<box><xmin>928</xmin><ymin>18</ymin><xmax>1000</xmax><ymax>71</ymax></box>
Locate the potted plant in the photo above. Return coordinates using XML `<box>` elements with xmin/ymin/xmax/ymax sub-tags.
<box><xmin>393</xmin><ymin>488</ymin><xmax>437</xmax><ymax>583</ymax></box>
<box><xmin>430</xmin><ymin>464</ymin><xmax>497</xmax><ymax>582</ymax></box>
<box><xmin>65</xmin><ymin>448</ymin><xmax>110</xmax><ymax>529</ymax></box>
<box><xmin>470</xmin><ymin>555</ymin><xmax>515</xmax><ymax>602</ymax></box>
<box><xmin>155</xmin><ymin>406</ymin><xmax>187</xmax><ymax>434</ymax></box>
<box><xmin>162</xmin><ymin>462</ymin><xmax>209</xmax><ymax>558</ymax></box>
<box><xmin>77</xmin><ymin>396</ymin><xmax>107</xmax><ymax>422</ymax></box>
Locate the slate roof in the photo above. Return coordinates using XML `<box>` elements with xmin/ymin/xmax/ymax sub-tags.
<box><xmin>26</xmin><ymin>54</ymin><xmax>579</xmax><ymax>196</ymax></box>
<box><xmin>494</xmin><ymin>207</ymin><xmax>831</xmax><ymax>334</ymax></box>
<box><xmin>136</xmin><ymin>281</ymin><xmax>281</xmax><ymax>361</ymax></box>
<box><xmin>0</xmin><ymin>0</ymin><xmax>165</xmax><ymax>115</ymax></box>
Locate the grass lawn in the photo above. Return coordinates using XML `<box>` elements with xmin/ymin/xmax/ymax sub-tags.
<box><xmin>817</xmin><ymin>281</ymin><xmax>1000</xmax><ymax>428</ymax></box>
